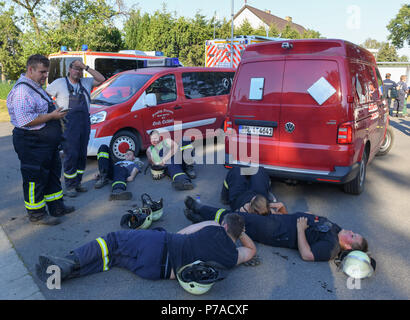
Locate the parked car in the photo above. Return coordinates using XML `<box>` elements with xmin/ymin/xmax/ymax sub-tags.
<box><xmin>224</xmin><ymin>39</ymin><xmax>393</xmax><ymax>194</ymax></box>
<box><xmin>88</xmin><ymin>63</ymin><xmax>235</xmax><ymax>161</ymax></box>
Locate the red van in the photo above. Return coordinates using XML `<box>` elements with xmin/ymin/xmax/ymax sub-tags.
<box><xmin>88</xmin><ymin>64</ymin><xmax>235</xmax><ymax>161</ymax></box>
<box><xmin>225</xmin><ymin>39</ymin><xmax>393</xmax><ymax>194</ymax></box>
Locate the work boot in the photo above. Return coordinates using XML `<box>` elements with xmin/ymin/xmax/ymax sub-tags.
<box><xmin>49</xmin><ymin>205</ymin><xmax>75</xmax><ymax>217</ymax></box>
<box><xmin>185</xmin><ymin>165</ymin><xmax>196</xmax><ymax>180</ymax></box>
<box><xmin>37</xmin><ymin>254</ymin><xmax>80</xmax><ymax>282</ymax></box>
<box><xmin>184</xmin><ymin>196</ymin><xmax>202</xmax><ymax>214</ymax></box>
<box><xmin>184</xmin><ymin>208</ymin><xmax>204</xmax><ymax>224</ymax></box>
<box><xmin>172</xmin><ymin>180</ymin><xmax>194</xmax><ymax>191</ymax></box>
<box><xmin>29</xmin><ymin>212</ymin><xmax>61</xmax><ymax>226</ymax></box>
<box><xmin>75</xmin><ymin>184</ymin><xmax>88</xmax><ymax>193</ymax></box>
<box><xmin>65</xmin><ymin>187</ymin><xmax>77</xmax><ymax>198</ymax></box>
<box><xmin>94</xmin><ymin>174</ymin><xmax>110</xmax><ymax>189</ymax></box>
<box><xmin>109</xmin><ymin>189</ymin><xmax>132</xmax><ymax>201</ymax></box>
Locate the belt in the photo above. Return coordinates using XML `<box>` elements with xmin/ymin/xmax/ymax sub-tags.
<box><xmin>160</xmin><ymin>241</ymin><xmax>171</xmax><ymax>279</ymax></box>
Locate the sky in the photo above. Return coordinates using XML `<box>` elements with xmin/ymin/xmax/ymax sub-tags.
<box><xmin>125</xmin><ymin>0</ymin><xmax>410</xmax><ymax>57</ymax></box>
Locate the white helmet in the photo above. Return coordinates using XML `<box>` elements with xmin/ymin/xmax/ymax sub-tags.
<box><xmin>176</xmin><ymin>261</ymin><xmax>227</xmax><ymax>295</ymax></box>
<box><xmin>336</xmin><ymin>250</ymin><xmax>376</xmax><ymax>279</ymax></box>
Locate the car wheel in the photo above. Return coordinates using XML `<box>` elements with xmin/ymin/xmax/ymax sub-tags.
<box><xmin>376</xmin><ymin>126</ymin><xmax>394</xmax><ymax>156</ymax></box>
<box><xmin>343</xmin><ymin>150</ymin><xmax>368</xmax><ymax>195</ymax></box>
<box><xmin>110</xmin><ymin>130</ymin><xmax>140</xmax><ymax>163</ymax></box>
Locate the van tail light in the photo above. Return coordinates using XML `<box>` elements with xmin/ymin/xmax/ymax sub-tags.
<box><xmin>337</xmin><ymin>122</ymin><xmax>353</xmax><ymax>144</ymax></box>
<box><xmin>224</xmin><ymin>117</ymin><xmax>233</xmax><ymax>132</ymax></box>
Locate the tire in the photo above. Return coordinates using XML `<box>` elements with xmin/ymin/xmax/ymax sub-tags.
<box><xmin>110</xmin><ymin>130</ymin><xmax>140</xmax><ymax>163</ymax></box>
<box><xmin>376</xmin><ymin>126</ymin><xmax>394</xmax><ymax>156</ymax></box>
<box><xmin>343</xmin><ymin>150</ymin><xmax>368</xmax><ymax>195</ymax></box>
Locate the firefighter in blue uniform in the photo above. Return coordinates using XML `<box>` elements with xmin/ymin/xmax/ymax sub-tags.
<box><xmin>47</xmin><ymin>59</ymin><xmax>105</xmax><ymax>197</ymax></box>
<box><xmin>7</xmin><ymin>54</ymin><xmax>75</xmax><ymax>225</ymax></box>
<box><xmin>146</xmin><ymin>130</ymin><xmax>196</xmax><ymax>190</ymax></box>
<box><xmin>35</xmin><ymin>214</ymin><xmax>257</xmax><ymax>284</ymax></box>
<box><xmin>382</xmin><ymin>73</ymin><xmax>397</xmax><ymax>116</ymax></box>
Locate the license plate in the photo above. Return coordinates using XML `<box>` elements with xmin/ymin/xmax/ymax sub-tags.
<box><xmin>238</xmin><ymin>125</ymin><xmax>273</xmax><ymax>136</ymax></box>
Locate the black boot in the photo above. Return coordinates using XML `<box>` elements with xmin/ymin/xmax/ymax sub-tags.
<box><xmin>37</xmin><ymin>254</ymin><xmax>80</xmax><ymax>282</ymax></box>
<box><xmin>172</xmin><ymin>180</ymin><xmax>194</xmax><ymax>191</ymax></box>
<box><xmin>185</xmin><ymin>165</ymin><xmax>196</xmax><ymax>179</ymax></box>
<box><xmin>184</xmin><ymin>196</ymin><xmax>202</xmax><ymax>213</ymax></box>
<box><xmin>49</xmin><ymin>202</ymin><xmax>75</xmax><ymax>217</ymax></box>
<box><xmin>184</xmin><ymin>208</ymin><xmax>204</xmax><ymax>224</ymax></box>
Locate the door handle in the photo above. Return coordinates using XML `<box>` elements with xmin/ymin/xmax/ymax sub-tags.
<box><xmin>174</xmin><ymin>106</ymin><xmax>182</xmax><ymax>110</ymax></box>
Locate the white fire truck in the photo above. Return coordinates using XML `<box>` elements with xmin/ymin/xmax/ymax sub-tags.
<box><xmin>48</xmin><ymin>48</ymin><xmax>167</xmax><ymax>83</ymax></box>
<box><xmin>205</xmin><ymin>35</ymin><xmax>282</xmax><ymax>68</ymax></box>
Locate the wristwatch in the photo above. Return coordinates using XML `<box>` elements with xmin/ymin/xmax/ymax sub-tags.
<box><xmin>85</xmin><ymin>65</ymin><xmax>89</xmax><ymax>71</ymax></box>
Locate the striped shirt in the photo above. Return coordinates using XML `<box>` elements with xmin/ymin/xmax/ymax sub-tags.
<box><xmin>7</xmin><ymin>75</ymin><xmax>52</xmax><ymax>130</ymax></box>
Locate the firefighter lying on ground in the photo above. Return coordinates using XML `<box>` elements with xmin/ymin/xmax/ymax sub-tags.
<box><xmin>94</xmin><ymin>144</ymin><xmax>144</xmax><ymax>200</ymax></box>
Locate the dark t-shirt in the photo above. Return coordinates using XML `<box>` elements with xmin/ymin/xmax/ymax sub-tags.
<box><xmin>234</xmin><ymin>211</ymin><xmax>341</xmax><ymax>261</ymax></box>
<box><xmin>166</xmin><ymin>225</ymin><xmax>238</xmax><ymax>273</ymax></box>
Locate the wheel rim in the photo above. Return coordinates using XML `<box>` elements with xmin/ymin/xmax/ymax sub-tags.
<box><xmin>359</xmin><ymin>154</ymin><xmax>367</xmax><ymax>187</ymax></box>
<box><xmin>379</xmin><ymin>131</ymin><xmax>391</xmax><ymax>152</ymax></box>
<box><xmin>112</xmin><ymin>136</ymin><xmax>135</xmax><ymax>159</ymax></box>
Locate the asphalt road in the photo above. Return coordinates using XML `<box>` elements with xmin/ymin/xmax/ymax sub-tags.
<box><xmin>0</xmin><ymin>118</ymin><xmax>409</xmax><ymax>300</ymax></box>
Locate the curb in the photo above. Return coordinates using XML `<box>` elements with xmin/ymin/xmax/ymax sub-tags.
<box><xmin>0</xmin><ymin>225</ymin><xmax>45</xmax><ymax>300</ymax></box>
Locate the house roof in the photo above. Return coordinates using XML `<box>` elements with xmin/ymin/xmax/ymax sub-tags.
<box><xmin>234</xmin><ymin>5</ymin><xmax>307</xmax><ymax>35</ymax></box>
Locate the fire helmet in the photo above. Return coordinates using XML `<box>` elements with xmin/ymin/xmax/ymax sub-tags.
<box><xmin>176</xmin><ymin>260</ymin><xmax>227</xmax><ymax>295</ymax></box>
<box><xmin>335</xmin><ymin>250</ymin><xmax>376</xmax><ymax>279</ymax></box>
<box><xmin>151</xmin><ymin>165</ymin><xmax>165</xmax><ymax>180</ymax></box>
<box><xmin>141</xmin><ymin>193</ymin><xmax>163</xmax><ymax>221</ymax></box>
<box><xmin>120</xmin><ymin>206</ymin><xmax>153</xmax><ymax>230</ymax></box>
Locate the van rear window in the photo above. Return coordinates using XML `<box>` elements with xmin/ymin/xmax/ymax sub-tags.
<box><xmin>283</xmin><ymin>60</ymin><xmax>341</xmax><ymax>106</ymax></box>
<box><xmin>182</xmin><ymin>72</ymin><xmax>234</xmax><ymax>99</ymax></box>
<box><xmin>91</xmin><ymin>73</ymin><xmax>152</xmax><ymax>106</ymax></box>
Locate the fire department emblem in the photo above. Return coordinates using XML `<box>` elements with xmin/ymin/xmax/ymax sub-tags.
<box><xmin>285</xmin><ymin>122</ymin><xmax>295</xmax><ymax>133</ymax></box>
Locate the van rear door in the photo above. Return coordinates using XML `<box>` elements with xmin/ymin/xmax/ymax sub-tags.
<box><xmin>228</xmin><ymin>60</ymin><xmax>284</xmax><ymax>165</ymax></box>
<box><xmin>279</xmin><ymin>59</ymin><xmax>345</xmax><ymax>171</ymax></box>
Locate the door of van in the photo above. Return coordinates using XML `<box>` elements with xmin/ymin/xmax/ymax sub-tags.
<box><xmin>228</xmin><ymin>60</ymin><xmax>284</xmax><ymax>166</ymax></box>
<box><xmin>179</xmin><ymin>71</ymin><xmax>235</xmax><ymax>138</ymax></box>
<box><xmin>140</xmin><ymin>73</ymin><xmax>185</xmax><ymax>143</ymax></box>
<box><xmin>279</xmin><ymin>59</ymin><xmax>344</xmax><ymax>171</ymax></box>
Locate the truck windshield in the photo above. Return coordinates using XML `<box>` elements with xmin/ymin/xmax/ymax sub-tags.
<box><xmin>91</xmin><ymin>73</ymin><xmax>152</xmax><ymax>105</ymax></box>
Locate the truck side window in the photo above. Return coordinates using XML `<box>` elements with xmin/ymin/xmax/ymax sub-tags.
<box><xmin>146</xmin><ymin>74</ymin><xmax>177</xmax><ymax>104</ymax></box>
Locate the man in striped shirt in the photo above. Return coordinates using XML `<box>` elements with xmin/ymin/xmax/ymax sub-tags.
<box><xmin>7</xmin><ymin>54</ymin><xmax>75</xmax><ymax>225</ymax></box>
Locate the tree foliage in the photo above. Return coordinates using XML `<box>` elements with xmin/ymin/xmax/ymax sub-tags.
<box><xmin>387</xmin><ymin>4</ymin><xmax>410</xmax><ymax>48</ymax></box>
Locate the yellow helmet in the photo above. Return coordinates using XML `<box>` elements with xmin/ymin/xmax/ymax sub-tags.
<box><xmin>120</xmin><ymin>206</ymin><xmax>153</xmax><ymax>230</ymax></box>
<box><xmin>176</xmin><ymin>261</ymin><xmax>227</xmax><ymax>295</ymax></box>
<box><xmin>150</xmin><ymin>165</ymin><xmax>165</xmax><ymax>180</ymax></box>
<box><xmin>336</xmin><ymin>250</ymin><xmax>376</xmax><ymax>279</ymax></box>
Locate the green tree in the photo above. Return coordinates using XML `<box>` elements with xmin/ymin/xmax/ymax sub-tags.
<box><xmin>302</xmin><ymin>29</ymin><xmax>321</xmax><ymax>39</ymax></box>
<box><xmin>0</xmin><ymin>3</ymin><xmax>24</xmax><ymax>79</ymax></box>
<box><xmin>235</xmin><ymin>19</ymin><xmax>253</xmax><ymax>36</ymax></box>
<box><xmin>361</xmin><ymin>38</ymin><xmax>382</xmax><ymax>49</ymax></box>
<box><xmin>268</xmin><ymin>24</ymin><xmax>280</xmax><ymax>37</ymax></box>
<box><xmin>10</xmin><ymin>0</ymin><xmax>48</xmax><ymax>36</ymax></box>
<box><xmin>280</xmin><ymin>24</ymin><xmax>301</xmax><ymax>39</ymax></box>
<box><xmin>387</xmin><ymin>4</ymin><xmax>410</xmax><ymax>48</ymax></box>
<box><xmin>377</xmin><ymin>42</ymin><xmax>399</xmax><ymax>61</ymax></box>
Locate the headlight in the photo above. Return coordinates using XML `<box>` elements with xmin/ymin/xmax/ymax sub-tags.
<box><xmin>90</xmin><ymin>111</ymin><xmax>107</xmax><ymax>124</ymax></box>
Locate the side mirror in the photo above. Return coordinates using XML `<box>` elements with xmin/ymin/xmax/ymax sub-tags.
<box><xmin>145</xmin><ymin>93</ymin><xmax>157</xmax><ymax>107</ymax></box>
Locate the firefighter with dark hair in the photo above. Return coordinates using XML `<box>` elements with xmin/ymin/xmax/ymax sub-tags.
<box><xmin>35</xmin><ymin>214</ymin><xmax>256</xmax><ymax>291</ymax></box>
<box><xmin>7</xmin><ymin>54</ymin><xmax>75</xmax><ymax>225</ymax></box>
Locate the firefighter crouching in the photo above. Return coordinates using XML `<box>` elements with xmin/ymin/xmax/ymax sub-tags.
<box><xmin>7</xmin><ymin>54</ymin><xmax>75</xmax><ymax>226</ymax></box>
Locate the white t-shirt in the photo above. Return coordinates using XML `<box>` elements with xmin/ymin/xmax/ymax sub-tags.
<box><xmin>46</xmin><ymin>77</ymin><xmax>94</xmax><ymax>111</ymax></box>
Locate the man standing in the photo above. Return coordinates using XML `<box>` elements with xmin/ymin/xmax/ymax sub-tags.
<box><xmin>396</xmin><ymin>75</ymin><xmax>408</xmax><ymax>117</ymax></box>
<box><xmin>382</xmin><ymin>73</ymin><xmax>396</xmax><ymax>115</ymax></box>
<box><xmin>46</xmin><ymin>59</ymin><xmax>105</xmax><ymax>197</ymax></box>
<box><xmin>7</xmin><ymin>54</ymin><xmax>74</xmax><ymax>226</ymax></box>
